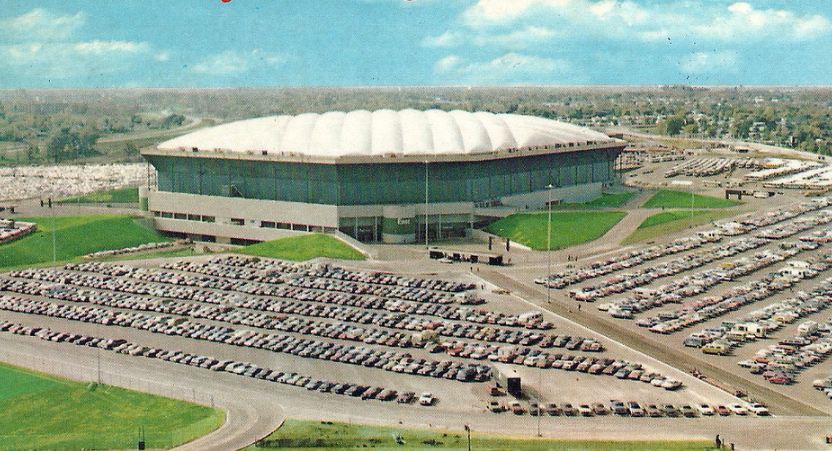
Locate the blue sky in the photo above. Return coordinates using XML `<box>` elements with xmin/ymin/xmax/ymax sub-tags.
<box><xmin>1</xmin><ymin>0</ymin><xmax>831</xmax><ymax>88</ymax></box>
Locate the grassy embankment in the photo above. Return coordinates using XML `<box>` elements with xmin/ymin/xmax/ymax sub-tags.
<box><xmin>237</xmin><ymin>233</ymin><xmax>365</xmax><ymax>261</ymax></box>
<box><xmin>0</xmin><ymin>362</ymin><xmax>223</xmax><ymax>449</ymax></box>
<box><xmin>484</xmin><ymin>211</ymin><xmax>626</xmax><ymax>250</ymax></box>
<box><xmin>57</xmin><ymin>187</ymin><xmax>139</xmax><ymax>204</ymax></box>
<box><xmin>642</xmin><ymin>189</ymin><xmax>739</xmax><ymax>209</ymax></box>
<box><xmin>622</xmin><ymin>210</ymin><xmax>738</xmax><ymax>245</ymax></box>
<box><xmin>0</xmin><ymin>215</ymin><xmax>168</xmax><ymax>270</ymax></box>
<box><xmin>552</xmin><ymin>192</ymin><xmax>635</xmax><ymax>210</ymax></box>
<box><xmin>251</xmin><ymin>419</ymin><xmax>716</xmax><ymax>451</ymax></box>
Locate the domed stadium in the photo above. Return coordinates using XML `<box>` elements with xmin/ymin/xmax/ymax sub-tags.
<box><xmin>140</xmin><ymin>109</ymin><xmax>625</xmax><ymax>244</ymax></box>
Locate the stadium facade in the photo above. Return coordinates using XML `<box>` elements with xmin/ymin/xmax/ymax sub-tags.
<box><xmin>140</xmin><ymin>109</ymin><xmax>625</xmax><ymax>244</ymax></box>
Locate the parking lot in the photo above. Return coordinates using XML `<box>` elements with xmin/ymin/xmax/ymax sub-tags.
<box><xmin>0</xmin><ymin>251</ymin><xmax>751</xmax><ymax>427</ymax></box>
<box><xmin>0</xmin><ymin>163</ymin><xmax>145</xmax><ymax>202</ymax></box>
<box><xmin>509</xmin><ymin>188</ymin><xmax>832</xmax><ymax>416</ymax></box>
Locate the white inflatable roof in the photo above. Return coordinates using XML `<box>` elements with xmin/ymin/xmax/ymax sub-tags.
<box><xmin>158</xmin><ymin>109</ymin><xmax>614</xmax><ymax>158</ymax></box>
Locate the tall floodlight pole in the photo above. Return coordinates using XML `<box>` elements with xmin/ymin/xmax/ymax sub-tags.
<box><xmin>546</xmin><ymin>184</ymin><xmax>553</xmax><ymax>304</ymax></box>
<box><xmin>51</xmin><ymin>194</ymin><xmax>56</xmax><ymax>264</ymax></box>
<box><xmin>425</xmin><ymin>160</ymin><xmax>429</xmax><ymax>250</ymax></box>
<box><xmin>537</xmin><ymin>367</ymin><xmax>542</xmax><ymax>437</ymax></box>
<box><xmin>690</xmin><ymin>186</ymin><xmax>694</xmax><ymax>218</ymax></box>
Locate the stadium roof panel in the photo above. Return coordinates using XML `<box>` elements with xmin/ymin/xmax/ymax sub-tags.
<box><xmin>158</xmin><ymin>109</ymin><xmax>615</xmax><ymax>158</ymax></box>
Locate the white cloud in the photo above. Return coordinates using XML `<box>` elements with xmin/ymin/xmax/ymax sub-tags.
<box><xmin>462</xmin><ymin>0</ymin><xmax>547</xmax><ymax>26</ymax></box>
<box><xmin>0</xmin><ymin>8</ymin><xmax>169</xmax><ymax>84</ymax></box>
<box><xmin>434</xmin><ymin>54</ymin><xmax>461</xmax><ymax>73</ymax></box>
<box><xmin>434</xmin><ymin>52</ymin><xmax>571</xmax><ymax>83</ymax></box>
<box><xmin>1</xmin><ymin>8</ymin><xmax>85</xmax><ymax>41</ymax></box>
<box><xmin>73</xmin><ymin>40</ymin><xmax>151</xmax><ymax>55</ymax></box>
<box><xmin>692</xmin><ymin>2</ymin><xmax>832</xmax><ymax>42</ymax></box>
<box><xmin>462</xmin><ymin>0</ymin><xmax>649</xmax><ymax>28</ymax></box>
<box><xmin>454</xmin><ymin>0</ymin><xmax>830</xmax><ymax>44</ymax></box>
<box><xmin>191</xmin><ymin>49</ymin><xmax>287</xmax><ymax>76</ymax></box>
<box><xmin>423</xmin><ymin>26</ymin><xmax>558</xmax><ymax>49</ymax></box>
<box><xmin>0</xmin><ymin>41</ymin><xmax>153</xmax><ymax>80</ymax></box>
<box><xmin>421</xmin><ymin>31</ymin><xmax>463</xmax><ymax>48</ymax></box>
<box><xmin>474</xmin><ymin>26</ymin><xmax>558</xmax><ymax>47</ymax></box>
<box><xmin>154</xmin><ymin>50</ymin><xmax>171</xmax><ymax>62</ymax></box>
<box><xmin>680</xmin><ymin>50</ymin><xmax>738</xmax><ymax>74</ymax></box>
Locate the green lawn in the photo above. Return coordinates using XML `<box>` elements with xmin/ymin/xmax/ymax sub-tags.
<box><xmin>237</xmin><ymin>233</ymin><xmax>365</xmax><ymax>261</ymax></box>
<box><xmin>93</xmin><ymin>245</ymin><xmax>206</xmax><ymax>262</ymax></box>
<box><xmin>57</xmin><ymin>186</ymin><xmax>139</xmax><ymax>204</ymax></box>
<box><xmin>622</xmin><ymin>210</ymin><xmax>738</xmax><ymax>245</ymax></box>
<box><xmin>0</xmin><ymin>362</ymin><xmax>223</xmax><ymax>449</ymax></box>
<box><xmin>0</xmin><ymin>215</ymin><xmax>169</xmax><ymax>270</ymax></box>
<box><xmin>252</xmin><ymin>419</ymin><xmax>715</xmax><ymax>451</ymax></box>
<box><xmin>642</xmin><ymin>189</ymin><xmax>738</xmax><ymax>209</ymax></box>
<box><xmin>553</xmin><ymin>192</ymin><xmax>635</xmax><ymax>210</ymax></box>
<box><xmin>484</xmin><ymin>211</ymin><xmax>626</xmax><ymax>251</ymax></box>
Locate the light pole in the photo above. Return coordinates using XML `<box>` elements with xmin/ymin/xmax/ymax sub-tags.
<box><xmin>425</xmin><ymin>160</ymin><xmax>429</xmax><ymax>250</ymax></box>
<box><xmin>51</xmin><ymin>192</ymin><xmax>56</xmax><ymax>264</ymax></box>
<box><xmin>690</xmin><ymin>186</ymin><xmax>694</xmax><ymax>218</ymax></box>
<box><xmin>464</xmin><ymin>424</ymin><xmax>471</xmax><ymax>451</ymax></box>
<box><xmin>97</xmin><ymin>347</ymin><xmax>101</xmax><ymax>384</ymax></box>
<box><xmin>537</xmin><ymin>365</ymin><xmax>543</xmax><ymax>437</ymax></box>
<box><xmin>546</xmin><ymin>184</ymin><xmax>553</xmax><ymax>304</ymax></box>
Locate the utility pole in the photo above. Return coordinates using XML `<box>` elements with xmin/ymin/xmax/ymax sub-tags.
<box><xmin>97</xmin><ymin>348</ymin><xmax>101</xmax><ymax>384</ymax></box>
<box><xmin>546</xmin><ymin>184</ymin><xmax>553</xmax><ymax>304</ymax></box>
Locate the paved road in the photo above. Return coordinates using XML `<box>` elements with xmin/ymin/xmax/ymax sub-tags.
<box><xmin>3</xmin><ymin>319</ymin><xmax>832</xmax><ymax>449</ymax></box>
<box><xmin>616</xmin><ymin>129</ymin><xmax>827</xmax><ymax>163</ymax></box>
<box><xmin>0</xmin><ymin>335</ymin><xmax>284</xmax><ymax>451</ymax></box>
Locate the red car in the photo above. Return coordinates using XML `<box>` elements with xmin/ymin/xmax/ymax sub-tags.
<box><xmin>768</xmin><ymin>375</ymin><xmax>792</xmax><ymax>385</ymax></box>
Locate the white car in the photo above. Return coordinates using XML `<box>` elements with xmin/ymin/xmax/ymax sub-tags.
<box><xmin>748</xmin><ymin>403</ymin><xmax>770</xmax><ymax>416</ymax></box>
<box><xmin>577</xmin><ymin>404</ymin><xmax>594</xmax><ymax>416</ymax></box>
<box><xmin>418</xmin><ymin>392</ymin><xmax>434</xmax><ymax>406</ymax></box>
<box><xmin>696</xmin><ymin>404</ymin><xmax>715</xmax><ymax>416</ymax></box>
<box><xmin>728</xmin><ymin>404</ymin><xmax>748</xmax><ymax>415</ymax></box>
<box><xmin>661</xmin><ymin>379</ymin><xmax>682</xmax><ymax>390</ymax></box>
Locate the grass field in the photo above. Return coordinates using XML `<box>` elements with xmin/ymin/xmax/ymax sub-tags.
<box><xmin>642</xmin><ymin>190</ymin><xmax>739</xmax><ymax>209</ymax></box>
<box><xmin>0</xmin><ymin>215</ymin><xmax>169</xmax><ymax>270</ymax></box>
<box><xmin>252</xmin><ymin>419</ymin><xmax>715</xmax><ymax>451</ymax></box>
<box><xmin>622</xmin><ymin>210</ymin><xmax>738</xmax><ymax>245</ymax></box>
<box><xmin>0</xmin><ymin>362</ymin><xmax>223</xmax><ymax>449</ymax></box>
<box><xmin>553</xmin><ymin>192</ymin><xmax>635</xmax><ymax>210</ymax></box>
<box><xmin>57</xmin><ymin>186</ymin><xmax>139</xmax><ymax>204</ymax></box>
<box><xmin>484</xmin><ymin>211</ymin><xmax>626</xmax><ymax>250</ymax></box>
<box><xmin>237</xmin><ymin>233</ymin><xmax>365</xmax><ymax>261</ymax></box>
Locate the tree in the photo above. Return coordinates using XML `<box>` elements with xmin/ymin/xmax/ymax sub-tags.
<box><xmin>46</xmin><ymin>127</ymin><xmax>80</xmax><ymax>162</ymax></box>
<box><xmin>25</xmin><ymin>143</ymin><xmax>40</xmax><ymax>163</ymax></box>
<box><xmin>78</xmin><ymin>126</ymin><xmax>100</xmax><ymax>156</ymax></box>
<box><xmin>662</xmin><ymin>116</ymin><xmax>685</xmax><ymax>136</ymax></box>
<box><xmin>124</xmin><ymin>142</ymin><xmax>139</xmax><ymax>157</ymax></box>
<box><xmin>160</xmin><ymin>114</ymin><xmax>185</xmax><ymax>129</ymax></box>
<box><xmin>683</xmin><ymin>123</ymin><xmax>699</xmax><ymax>136</ymax></box>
